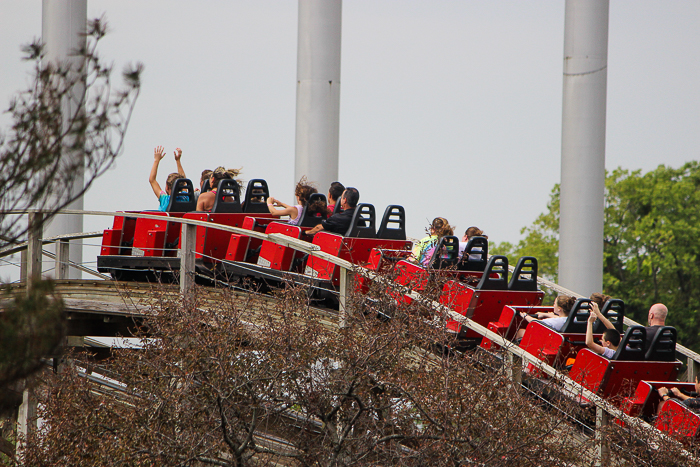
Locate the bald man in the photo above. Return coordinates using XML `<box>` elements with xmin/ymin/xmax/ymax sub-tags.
<box><xmin>645</xmin><ymin>303</ymin><xmax>668</xmax><ymax>351</ymax></box>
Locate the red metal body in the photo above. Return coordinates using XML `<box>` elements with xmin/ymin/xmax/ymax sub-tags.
<box><xmin>305</xmin><ymin>232</ymin><xmax>410</xmax><ymax>287</ymax></box>
<box><xmin>622</xmin><ymin>381</ymin><xmax>697</xmax><ymax>420</ymax></box>
<box><xmin>100</xmin><ymin>212</ymin><xmax>139</xmax><ymax>256</ymax></box>
<box><xmin>438</xmin><ymin>280</ymin><xmax>544</xmax><ymax>341</ymax></box>
<box><xmin>257</xmin><ymin>222</ymin><xmax>302</xmax><ymax>271</ymax></box>
<box><xmin>656</xmin><ymin>399</ymin><xmax>700</xmax><ymax>440</ymax></box>
<box><xmin>569</xmin><ymin>348</ymin><xmax>682</xmax><ymax>404</ymax></box>
<box><xmin>355</xmin><ymin>248</ymin><xmax>412</xmax><ymax>294</ymax></box>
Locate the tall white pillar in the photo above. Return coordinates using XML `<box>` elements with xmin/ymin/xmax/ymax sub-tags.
<box><xmin>558</xmin><ymin>0</ymin><xmax>609</xmax><ymax>296</ymax></box>
<box><xmin>294</xmin><ymin>0</ymin><xmax>342</xmax><ymax>192</ymax></box>
<box><xmin>42</xmin><ymin>0</ymin><xmax>87</xmax><ymax>279</ymax></box>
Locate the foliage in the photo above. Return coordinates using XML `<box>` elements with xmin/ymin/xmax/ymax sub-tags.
<box><xmin>0</xmin><ymin>281</ymin><xmax>65</xmax><ymax>412</ymax></box>
<box><xmin>603</xmin><ymin>163</ymin><xmax>700</xmax><ymax>350</ymax></box>
<box><xmin>491</xmin><ymin>184</ymin><xmax>560</xmax><ymax>304</ymax></box>
<box><xmin>0</xmin><ymin>17</ymin><xmax>142</xmax><ymax>247</ymax></box>
<box><xmin>22</xmin><ymin>284</ymin><xmax>601</xmax><ymax>467</ymax></box>
<box><xmin>493</xmin><ymin>162</ymin><xmax>700</xmax><ymax>350</ymax></box>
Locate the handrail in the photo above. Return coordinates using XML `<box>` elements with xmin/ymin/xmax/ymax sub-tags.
<box><xmin>0</xmin><ymin>231</ymin><xmax>103</xmax><ymax>258</ymax></box>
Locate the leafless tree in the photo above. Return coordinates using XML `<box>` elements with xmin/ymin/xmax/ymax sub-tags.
<box><xmin>18</xmin><ymin>278</ymin><xmax>616</xmax><ymax>467</ymax></box>
<box><xmin>0</xmin><ymin>16</ymin><xmax>141</xmax><ymax>247</ymax></box>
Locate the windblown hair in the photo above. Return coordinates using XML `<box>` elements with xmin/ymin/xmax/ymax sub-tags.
<box><xmin>589</xmin><ymin>293</ymin><xmax>611</xmax><ymax>309</ymax></box>
<box><xmin>166</xmin><ymin>173</ymin><xmax>180</xmax><ymax>191</ymax></box>
<box><xmin>209</xmin><ymin>166</ymin><xmax>231</xmax><ymax>190</ymax></box>
<box><xmin>431</xmin><ymin>217</ymin><xmax>454</xmax><ymax>238</ymax></box>
<box><xmin>465</xmin><ymin>226</ymin><xmax>487</xmax><ymax>240</ymax></box>
<box><xmin>294</xmin><ymin>177</ymin><xmax>318</xmax><ymax>207</ymax></box>
<box><xmin>555</xmin><ymin>295</ymin><xmax>576</xmax><ymax>316</ymax></box>
<box><xmin>200</xmin><ymin>169</ymin><xmax>212</xmax><ymax>183</ymax></box>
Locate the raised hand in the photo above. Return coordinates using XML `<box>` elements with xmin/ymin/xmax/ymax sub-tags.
<box><xmin>174</xmin><ymin>147</ymin><xmax>182</xmax><ymax>161</ymax></box>
<box><xmin>154</xmin><ymin>145</ymin><xmax>166</xmax><ymax>161</ymax></box>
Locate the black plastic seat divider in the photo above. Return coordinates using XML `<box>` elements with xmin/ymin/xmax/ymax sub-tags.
<box><xmin>645</xmin><ymin>326</ymin><xmax>677</xmax><ymax>362</ymax></box>
<box><xmin>457</xmin><ymin>236</ymin><xmax>488</xmax><ymax>272</ymax></box>
<box><xmin>242</xmin><ymin>179</ymin><xmax>270</xmax><ymax>213</ymax></box>
<box><xmin>211</xmin><ymin>179</ymin><xmax>242</xmax><ymax>213</ymax></box>
<box><xmin>344</xmin><ymin>204</ymin><xmax>377</xmax><ymax>238</ymax></box>
<box><xmin>166</xmin><ymin>179</ymin><xmax>196</xmax><ymax>212</ymax></box>
<box><xmin>427</xmin><ymin>236</ymin><xmax>460</xmax><ymax>270</ymax></box>
<box><xmin>613</xmin><ymin>326</ymin><xmax>646</xmax><ymax>361</ymax></box>
<box><xmin>298</xmin><ymin>193</ymin><xmax>328</xmax><ymax>227</ymax></box>
<box><xmin>508</xmin><ymin>256</ymin><xmax>538</xmax><ymax>291</ymax></box>
<box><xmin>377</xmin><ymin>205</ymin><xmax>406</xmax><ymax>240</ymax></box>
<box><xmin>596</xmin><ymin>299</ymin><xmax>625</xmax><ymax>333</ymax></box>
<box><xmin>476</xmin><ymin>255</ymin><xmax>508</xmax><ymax>290</ymax></box>
<box><xmin>559</xmin><ymin>298</ymin><xmax>591</xmax><ymax>334</ymax></box>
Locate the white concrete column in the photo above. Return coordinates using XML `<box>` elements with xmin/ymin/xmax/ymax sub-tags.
<box><xmin>558</xmin><ymin>0</ymin><xmax>609</xmax><ymax>296</ymax></box>
<box><xmin>294</xmin><ymin>0</ymin><xmax>342</xmax><ymax>192</ymax></box>
<box><xmin>42</xmin><ymin>0</ymin><xmax>87</xmax><ymax>279</ymax></box>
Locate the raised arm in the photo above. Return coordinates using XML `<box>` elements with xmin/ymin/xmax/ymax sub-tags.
<box><xmin>266</xmin><ymin>196</ymin><xmax>298</xmax><ymax>218</ymax></box>
<box><xmin>149</xmin><ymin>146</ymin><xmax>166</xmax><ymax>199</ymax></box>
<box><xmin>590</xmin><ymin>302</ymin><xmax>615</xmax><ymax>330</ymax></box>
<box><xmin>586</xmin><ymin>312</ymin><xmax>605</xmax><ymax>355</ymax></box>
<box><xmin>174</xmin><ymin>147</ymin><xmax>186</xmax><ymax>178</ymax></box>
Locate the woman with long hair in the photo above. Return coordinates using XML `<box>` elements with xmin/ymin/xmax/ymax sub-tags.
<box><xmin>411</xmin><ymin>217</ymin><xmax>454</xmax><ymax>267</ymax></box>
<box><xmin>516</xmin><ymin>295</ymin><xmax>577</xmax><ymax>339</ymax></box>
<box><xmin>267</xmin><ymin>177</ymin><xmax>325</xmax><ymax>226</ymax></box>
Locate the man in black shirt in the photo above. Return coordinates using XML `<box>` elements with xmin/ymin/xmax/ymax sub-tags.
<box><xmin>645</xmin><ymin>303</ymin><xmax>668</xmax><ymax>351</ymax></box>
<box><xmin>308</xmin><ymin>187</ymin><xmax>359</xmax><ymax>236</ymax></box>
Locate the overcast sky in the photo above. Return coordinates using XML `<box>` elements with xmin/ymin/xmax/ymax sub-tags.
<box><xmin>1</xmin><ymin>1</ymin><xmax>699</xmax><ymax>277</ymax></box>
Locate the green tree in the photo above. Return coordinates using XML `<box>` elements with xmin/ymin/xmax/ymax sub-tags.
<box><xmin>491</xmin><ymin>184</ymin><xmax>560</xmax><ymax>304</ymax></box>
<box><xmin>494</xmin><ymin>162</ymin><xmax>700</xmax><ymax>350</ymax></box>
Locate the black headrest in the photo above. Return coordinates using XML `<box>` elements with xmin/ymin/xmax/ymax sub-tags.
<box><xmin>457</xmin><ymin>236</ymin><xmax>488</xmax><ymax>272</ymax></box>
<box><xmin>476</xmin><ymin>255</ymin><xmax>508</xmax><ymax>290</ymax></box>
<box><xmin>645</xmin><ymin>326</ymin><xmax>677</xmax><ymax>362</ymax></box>
<box><xmin>298</xmin><ymin>193</ymin><xmax>328</xmax><ymax>227</ymax></box>
<box><xmin>427</xmin><ymin>236</ymin><xmax>460</xmax><ymax>270</ymax></box>
<box><xmin>201</xmin><ymin>178</ymin><xmax>211</xmax><ymax>194</ymax></box>
<box><xmin>613</xmin><ymin>326</ymin><xmax>646</xmax><ymax>361</ymax></box>
<box><xmin>166</xmin><ymin>178</ymin><xmax>196</xmax><ymax>212</ymax></box>
<box><xmin>242</xmin><ymin>179</ymin><xmax>270</xmax><ymax>213</ymax></box>
<box><xmin>211</xmin><ymin>179</ymin><xmax>242</xmax><ymax>213</ymax></box>
<box><xmin>344</xmin><ymin>204</ymin><xmax>377</xmax><ymax>238</ymax></box>
<box><xmin>595</xmin><ymin>299</ymin><xmax>625</xmax><ymax>334</ymax></box>
<box><xmin>560</xmin><ymin>298</ymin><xmax>591</xmax><ymax>334</ymax></box>
<box><xmin>377</xmin><ymin>205</ymin><xmax>406</xmax><ymax>240</ymax></box>
<box><xmin>332</xmin><ymin>199</ymin><xmax>342</xmax><ymax>215</ymax></box>
<box><xmin>508</xmin><ymin>256</ymin><xmax>539</xmax><ymax>291</ymax></box>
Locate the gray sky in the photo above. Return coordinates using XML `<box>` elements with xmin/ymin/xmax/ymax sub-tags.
<box><xmin>1</xmin><ymin>1</ymin><xmax>699</xmax><ymax>275</ymax></box>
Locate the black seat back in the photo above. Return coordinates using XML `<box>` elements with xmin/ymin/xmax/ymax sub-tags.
<box><xmin>613</xmin><ymin>326</ymin><xmax>646</xmax><ymax>361</ymax></box>
<box><xmin>332</xmin><ymin>199</ymin><xmax>342</xmax><ymax>215</ymax></box>
<box><xmin>166</xmin><ymin>178</ymin><xmax>196</xmax><ymax>212</ymax></box>
<box><xmin>211</xmin><ymin>179</ymin><xmax>242</xmax><ymax>213</ymax></box>
<box><xmin>645</xmin><ymin>326</ymin><xmax>677</xmax><ymax>362</ymax></box>
<box><xmin>427</xmin><ymin>236</ymin><xmax>460</xmax><ymax>270</ymax></box>
<box><xmin>377</xmin><ymin>205</ymin><xmax>406</xmax><ymax>240</ymax></box>
<box><xmin>344</xmin><ymin>204</ymin><xmax>377</xmax><ymax>238</ymax></box>
<box><xmin>457</xmin><ymin>236</ymin><xmax>488</xmax><ymax>272</ymax></box>
<box><xmin>242</xmin><ymin>179</ymin><xmax>270</xmax><ymax>213</ymax></box>
<box><xmin>560</xmin><ymin>298</ymin><xmax>591</xmax><ymax>334</ymax></box>
<box><xmin>201</xmin><ymin>178</ymin><xmax>211</xmax><ymax>194</ymax></box>
<box><xmin>508</xmin><ymin>256</ymin><xmax>539</xmax><ymax>291</ymax></box>
<box><xmin>595</xmin><ymin>299</ymin><xmax>625</xmax><ymax>333</ymax></box>
<box><xmin>476</xmin><ymin>255</ymin><xmax>508</xmax><ymax>290</ymax></box>
<box><xmin>298</xmin><ymin>193</ymin><xmax>328</xmax><ymax>227</ymax></box>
